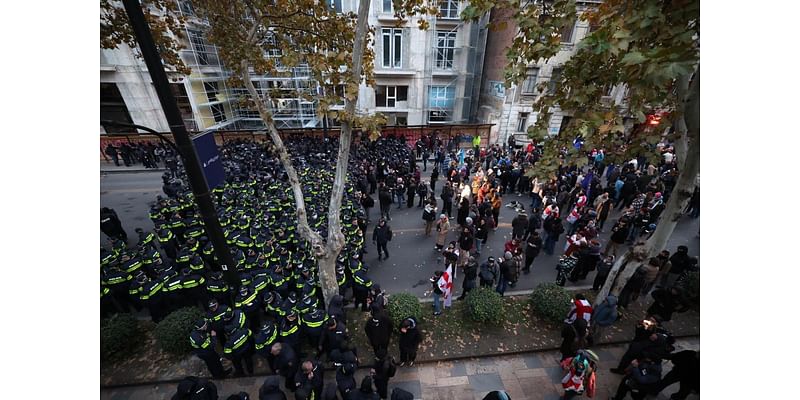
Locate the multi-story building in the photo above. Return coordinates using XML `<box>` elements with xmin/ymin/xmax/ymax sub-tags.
<box><xmin>476</xmin><ymin>1</ymin><xmax>628</xmax><ymax>146</ymax></box>
<box><xmin>100</xmin><ymin>0</ymin><xmax>489</xmax><ymax>135</ymax></box>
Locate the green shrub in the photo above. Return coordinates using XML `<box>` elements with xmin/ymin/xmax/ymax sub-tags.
<box><xmin>387</xmin><ymin>292</ymin><xmax>422</xmax><ymax>328</ymax></box>
<box><xmin>530</xmin><ymin>283</ymin><xmax>573</xmax><ymax>324</ymax></box>
<box><xmin>465</xmin><ymin>288</ymin><xmax>504</xmax><ymax>324</ymax></box>
<box><xmin>154</xmin><ymin>307</ymin><xmax>204</xmax><ymax>355</ymax></box>
<box><xmin>101</xmin><ymin>313</ymin><xmax>142</xmax><ymax>361</ymax></box>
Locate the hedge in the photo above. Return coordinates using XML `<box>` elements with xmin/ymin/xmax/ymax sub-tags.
<box><xmin>386</xmin><ymin>292</ymin><xmax>422</xmax><ymax>328</ymax></box>
<box><xmin>530</xmin><ymin>283</ymin><xmax>573</xmax><ymax>324</ymax></box>
<box><xmin>465</xmin><ymin>288</ymin><xmax>504</xmax><ymax>324</ymax></box>
<box><xmin>101</xmin><ymin>313</ymin><xmax>142</xmax><ymax>361</ymax></box>
<box><xmin>154</xmin><ymin>307</ymin><xmax>204</xmax><ymax>355</ymax></box>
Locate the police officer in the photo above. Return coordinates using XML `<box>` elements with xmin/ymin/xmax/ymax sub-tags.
<box><xmin>179</xmin><ymin>267</ymin><xmax>207</xmax><ymax>308</ymax></box>
<box><xmin>264</xmin><ymin>290</ymin><xmax>286</xmax><ymax>320</ymax></box>
<box><xmin>279</xmin><ymin>310</ymin><xmax>301</xmax><ymax>351</ymax></box>
<box><xmin>301</xmin><ymin>307</ymin><xmax>328</xmax><ymax>355</ymax></box>
<box><xmin>157</xmin><ymin>228</ymin><xmax>178</xmax><ymax>260</ymax></box>
<box><xmin>352</xmin><ymin>269</ymin><xmax>373</xmax><ymax>312</ymax></box>
<box><xmin>253</xmin><ymin>321</ymin><xmax>279</xmax><ymax>372</ymax></box>
<box><xmin>189</xmin><ymin>319</ymin><xmax>231</xmax><ymax>379</ymax></box>
<box><xmin>223</xmin><ymin>323</ymin><xmax>254</xmax><ymax>377</ymax></box>
<box><xmin>138</xmin><ymin>274</ymin><xmax>165</xmax><ymax>322</ymax></box>
<box><xmin>205</xmin><ymin>271</ymin><xmax>231</xmax><ymax>304</ymax></box>
<box><xmin>206</xmin><ymin>299</ymin><xmax>230</xmax><ymax>347</ymax></box>
<box><xmin>235</xmin><ymin>284</ymin><xmax>261</xmax><ymax>332</ymax></box>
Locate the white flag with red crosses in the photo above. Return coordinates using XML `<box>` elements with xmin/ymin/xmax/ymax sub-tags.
<box><xmin>438</xmin><ymin>265</ymin><xmax>453</xmax><ymax>308</ymax></box>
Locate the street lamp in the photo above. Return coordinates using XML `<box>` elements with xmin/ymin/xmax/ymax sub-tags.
<box><xmin>119</xmin><ymin>0</ymin><xmax>238</xmax><ymax>288</ymax></box>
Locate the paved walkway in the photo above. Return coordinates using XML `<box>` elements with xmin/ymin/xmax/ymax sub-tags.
<box><xmin>101</xmin><ymin>160</ymin><xmax>166</xmax><ymax>173</ymax></box>
<box><xmin>100</xmin><ymin>338</ymin><xmax>699</xmax><ymax>400</ymax></box>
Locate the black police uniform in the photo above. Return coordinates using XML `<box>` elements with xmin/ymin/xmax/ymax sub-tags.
<box><xmin>190</xmin><ymin>328</ymin><xmax>228</xmax><ymax>378</ymax></box>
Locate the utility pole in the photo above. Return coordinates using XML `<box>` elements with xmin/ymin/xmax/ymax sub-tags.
<box><xmin>122</xmin><ymin>0</ymin><xmax>238</xmax><ymax>288</ymax></box>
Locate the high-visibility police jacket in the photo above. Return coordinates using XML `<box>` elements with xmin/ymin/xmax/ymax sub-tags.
<box><xmin>254</xmin><ymin>327</ymin><xmax>278</xmax><ymax>353</ymax></box>
<box><xmin>181</xmin><ymin>274</ymin><xmax>206</xmax><ymax>290</ymax></box>
<box><xmin>225</xmin><ymin>309</ymin><xmax>248</xmax><ymax>330</ymax></box>
<box><xmin>163</xmin><ymin>274</ymin><xmax>184</xmax><ymax>293</ymax></box>
<box><xmin>139</xmin><ymin>280</ymin><xmax>164</xmax><ymax>301</ymax></box>
<box><xmin>353</xmin><ymin>270</ymin><xmax>373</xmax><ymax>290</ymax></box>
<box><xmin>280</xmin><ymin>319</ymin><xmax>300</xmax><ymax>341</ymax></box>
<box><xmin>205</xmin><ymin>306</ymin><xmax>229</xmax><ymax>333</ymax></box>
<box><xmin>139</xmin><ymin>231</ymin><xmax>156</xmax><ymax>247</ymax></box>
<box><xmin>206</xmin><ymin>276</ymin><xmax>229</xmax><ymax>296</ymax></box>
<box><xmin>301</xmin><ymin>309</ymin><xmax>328</xmax><ymax>333</ymax></box>
<box><xmin>121</xmin><ymin>257</ymin><xmax>144</xmax><ymax>274</ymax></box>
<box><xmin>175</xmin><ymin>249</ymin><xmax>192</xmax><ymax>264</ymax></box>
<box><xmin>223</xmin><ymin>328</ymin><xmax>252</xmax><ymax>356</ymax></box>
<box><xmin>189</xmin><ymin>329</ymin><xmax>215</xmax><ymax>356</ymax></box>
<box><xmin>235</xmin><ymin>289</ymin><xmax>260</xmax><ymax>314</ymax></box>
<box><xmin>103</xmin><ymin>270</ymin><xmax>133</xmax><ymax>288</ymax></box>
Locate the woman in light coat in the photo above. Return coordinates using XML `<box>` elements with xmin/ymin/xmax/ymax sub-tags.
<box><xmin>434</xmin><ymin>214</ymin><xmax>450</xmax><ymax>251</ymax></box>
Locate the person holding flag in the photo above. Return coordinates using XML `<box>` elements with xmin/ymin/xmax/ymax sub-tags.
<box><xmin>430</xmin><ymin>266</ymin><xmax>453</xmax><ymax>316</ymax></box>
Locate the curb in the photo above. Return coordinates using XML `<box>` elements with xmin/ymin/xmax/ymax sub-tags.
<box><xmin>100</xmin><ymin>334</ymin><xmax>700</xmax><ymax>390</ymax></box>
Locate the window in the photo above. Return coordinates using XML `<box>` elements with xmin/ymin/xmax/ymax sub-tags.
<box><xmin>516</xmin><ymin>113</ymin><xmax>529</xmax><ymax>132</ymax></box>
<box><xmin>438</xmin><ymin>0</ymin><xmax>459</xmax><ymax>19</ymax></box>
<box><xmin>178</xmin><ymin>0</ymin><xmax>194</xmax><ymax>16</ymax></box>
<box><xmin>329</xmin><ymin>0</ymin><xmax>342</xmax><ymax>13</ymax></box>
<box><xmin>548</xmin><ymin>68</ymin><xmax>562</xmax><ymax>94</ymax></box>
<box><xmin>382</xmin><ymin>0</ymin><xmax>392</xmax><ymax>13</ymax></box>
<box><xmin>435</xmin><ymin>31</ymin><xmax>456</xmax><ymax>69</ymax></box>
<box><xmin>188</xmin><ymin>30</ymin><xmax>218</xmax><ymax>65</ymax></box>
<box><xmin>396</xmin><ymin>115</ymin><xmax>408</xmax><ymax>125</ymax></box>
<box><xmin>521</xmin><ymin>68</ymin><xmax>539</xmax><ymax>94</ymax></box>
<box><xmin>100</xmin><ymin>83</ymin><xmax>134</xmax><ymax>132</ymax></box>
<box><xmin>375</xmin><ymin>85</ymin><xmax>408</xmax><ymax>107</ymax></box>
<box><xmin>264</xmin><ymin>32</ymin><xmax>281</xmax><ymax>58</ymax></box>
<box><xmin>560</xmin><ymin>20</ymin><xmax>576</xmax><ymax>43</ymax></box>
<box><xmin>204</xmin><ymin>81</ymin><xmax>219</xmax><ymax>102</ymax></box>
<box><xmin>603</xmin><ymin>84</ymin><xmax>614</xmax><ymax>97</ymax></box>
<box><xmin>324</xmin><ymin>84</ymin><xmax>346</xmax><ymax>106</ymax></box>
<box><xmin>381</xmin><ymin>28</ymin><xmax>403</xmax><ymax>68</ymax></box>
<box><xmin>428</xmin><ymin>86</ymin><xmax>454</xmax><ymax>122</ymax></box>
<box><xmin>210</xmin><ymin>104</ymin><xmax>227</xmax><ymax>123</ymax></box>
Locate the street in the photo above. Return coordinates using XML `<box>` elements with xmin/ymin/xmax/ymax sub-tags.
<box><xmin>100</xmin><ymin>162</ymin><xmax>699</xmax><ymax>300</ymax></box>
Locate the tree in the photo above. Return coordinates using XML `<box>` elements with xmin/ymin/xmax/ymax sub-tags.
<box><xmin>460</xmin><ymin>0</ymin><xmax>699</xmax><ymax>305</ymax></box>
<box><xmin>101</xmin><ymin>0</ymin><xmax>382</xmax><ymax>306</ymax></box>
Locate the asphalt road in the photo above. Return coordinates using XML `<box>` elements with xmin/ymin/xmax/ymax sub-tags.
<box><xmin>100</xmin><ymin>165</ymin><xmax>700</xmax><ymax>299</ymax></box>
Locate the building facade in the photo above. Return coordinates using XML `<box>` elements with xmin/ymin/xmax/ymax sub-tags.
<box><xmin>100</xmin><ymin>0</ymin><xmax>488</xmax><ymax>134</ymax></box>
<box><xmin>476</xmin><ymin>1</ymin><xmax>628</xmax><ymax>146</ymax></box>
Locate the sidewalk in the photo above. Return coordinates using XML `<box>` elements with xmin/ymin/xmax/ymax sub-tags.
<box><xmin>100</xmin><ymin>160</ymin><xmax>166</xmax><ymax>173</ymax></box>
<box><xmin>100</xmin><ymin>338</ymin><xmax>698</xmax><ymax>400</ymax></box>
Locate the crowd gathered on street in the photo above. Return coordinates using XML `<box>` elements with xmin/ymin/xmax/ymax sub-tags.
<box><xmin>101</xmin><ymin>132</ymin><xmax>698</xmax><ymax>400</ymax></box>
<box><xmin>103</xmin><ymin>141</ymin><xmax>180</xmax><ymax>170</ymax></box>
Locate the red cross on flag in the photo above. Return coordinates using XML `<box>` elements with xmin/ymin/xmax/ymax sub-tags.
<box><xmin>438</xmin><ymin>265</ymin><xmax>453</xmax><ymax>308</ymax></box>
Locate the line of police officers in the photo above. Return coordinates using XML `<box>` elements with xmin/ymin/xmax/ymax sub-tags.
<box><xmin>101</xmin><ymin>138</ymin><xmax>409</xmax><ymax>397</ymax></box>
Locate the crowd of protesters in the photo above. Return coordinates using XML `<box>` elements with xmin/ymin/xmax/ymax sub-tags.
<box><xmin>101</xmin><ymin>130</ymin><xmax>699</xmax><ymax>400</ymax></box>
<box><xmin>103</xmin><ymin>141</ymin><xmax>179</xmax><ymax>170</ymax></box>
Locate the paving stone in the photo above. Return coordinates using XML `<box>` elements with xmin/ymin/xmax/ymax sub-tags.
<box><xmin>544</xmin><ymin>366</ymin><xmax>565</xmax><ymax>382</ymax></box>
<box><xmin>418</xmin><ymin>365</ymin><xmax>438</xmax><ymax>385</ymax></box>
<box><xmin>434</xmin><ymin>376</ymin><xmax>470</xmax><ymax>387</ymax></box>
<box><xmin>450</xmin><ymin>362</ymin><xmax>467</xmax><ymax>377</ymax></box>
<box><xmin>515</xmin><ymin>367</ymin><xmax>548</xmax><ymax>378</ymax></box>
<box><xmin>468</xmin><ymin>372</ymin><xmax>504</xmax><ymax>392</ymax></box>
<box><xmin>434</xmin><ymin>384</ymin><xmax>474</xmax><ymax>400</ymax></box>
<box><xmin>523</xmin><ymin>354</ymin><xmax>544</xmax><ymax>369</ymax></box>
<box><xmin>474</xmin><ymin>364</ymin><xmax>500</xmax><ymax>374</ymax></box>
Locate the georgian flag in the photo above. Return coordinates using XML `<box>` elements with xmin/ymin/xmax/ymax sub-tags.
<box><xmin>438</xmin><ymin>265</ymin><xmax>453</xmax><ymax>308</ymax></box>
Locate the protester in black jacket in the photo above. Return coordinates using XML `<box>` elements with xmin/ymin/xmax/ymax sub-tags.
<box><xmin>271</xmin><ymin>343</ymin><xmax>299</xmax><ymax>392</ymax></box>
<box><xmin>364</xmin><ymin>309</ymin><xmax>393</xmax><ymax>358</ymax></box>
<box><xmin>654</xmin><ymin>350</ymin><xmax>699</xmax><ymax>400</ymax></box>
<box><xmin>258</xmin><ymin>376</ymin><xmax>287</xmax><ymax>400</ymax></box>
<box><xmin>397</xmin><ymin>317</ymin><xmax>421</xmax><ymax>366</ymax></box>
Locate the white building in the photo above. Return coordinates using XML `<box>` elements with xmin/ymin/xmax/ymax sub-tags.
<box><xmin>100</xmin><ymin>0</ymin><xmax>488</xmax><ymax>134</ymax></box>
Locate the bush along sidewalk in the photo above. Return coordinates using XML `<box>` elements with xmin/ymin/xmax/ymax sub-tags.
<box><xmin>102</xmin><ymin>292</ymin><xmax>699</xmax><ymax>387</ymax></box>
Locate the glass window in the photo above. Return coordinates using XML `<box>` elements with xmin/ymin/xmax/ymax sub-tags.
<box><xmin>438</xmin><ymin>0</ymin><xmax>459</xmax><ymax>19</ymax></box>
<box><xmin>381</xmin><ymin>28</ymin><xmax>403</xmax><ymax>68</ymax></box>
<box><xmin>210</xmin><ymin>104</ymin><xmax>226</xmax><ymax>123</ymax></box>
<box><xmin>560</xmin><ymin>20</ymin><xmax>575</xmax><ymax>43</ymax></box>
<box><xmin>428</xmin><ymin>86</ymin><xmax>454</xmax><ymax>122</ymax></box>
<box><xmin>516</xmin><ymin>113</ymin><xmax>529</xmax><ymax>132</ymax></box>
<box><xmin>375</xmin><ymin>85</ymin><xmax>408</xmax><ymax>107</ymax></box>
<box><xmin>436</xmin><ymin>31</ymin><xmax>456</xmax><ymax>69</ymax></box>
<box><xmin>383</xmin><ymin>0</ymin><xmax>392</xmax><ymax>13</ymax></box>
<box><xmin>329</xmin><ymin>0</ymin><xmax>342</xmax><ymax>13</ymax></box>
<box><xmin>521</xmin><ymin>68</ymin><xmax>539</xmax><ymax>94</ymax></box>
<box><xmin>548</xmin><ymin>68</ymin><xmax>562</xmax><ymax>94</ymax></box>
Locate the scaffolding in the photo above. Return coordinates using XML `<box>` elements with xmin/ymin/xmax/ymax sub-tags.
<box><xmin>175</xmin><ymin>0</ymin><xmax>320</xmax><ymax>132</ymax></box>
<box><xmin>423</xmin><ymin>0</ymin><xmax>478</xmax><ymax>126</ymax></box>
